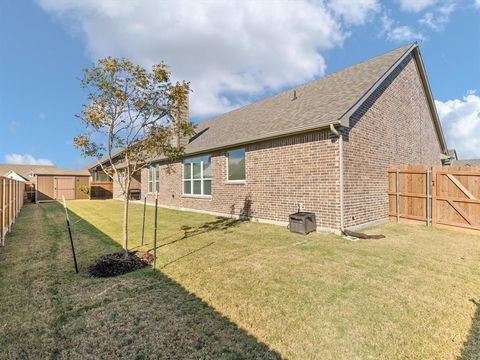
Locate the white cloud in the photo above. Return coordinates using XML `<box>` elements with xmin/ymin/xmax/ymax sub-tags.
<box><xmin>37</xmin><ymin>0</ymin><xmax>379</xmax><ymax>118</ymax></box>
<box><xmin>399</xmin><ymin>0</ymin><xmax>439</xmax><ymax>12</ymax></box>
<box><xmin>475</xmin><ymin>0</ymin><xmax>480</xmax><ymax>8</ymax></box>
<box><xmin>435</xmin><ymin>91</ymin><xmax>480</xmax><ymax>159</ymax></box>
<box><xmin>419</xmin><ymin>12</ymin><xmax>440</xmax><ymax>30</ymax></box>
<box><xmin>328</xmin><ymin>0</ymin><xmax>380</xmax><ymax>25</ymax></box>
<box><xmin>381</xmin><ymin>14</ymin><xmax>425</xmax><ymax>42</ymax></box>
<box><xmin>388</xmin><ymin>25</ymin><xmax>425</xmax><ymax>41</ymax></box>
<box><xmin>419</xmin><ymin>3</ymin><xmax>455</xmax><ymax>31</ymax></box>
<box><xmin>4</xmin><ymin>154</ymin><xmax>54</xmax><ymax>165</ymax></box>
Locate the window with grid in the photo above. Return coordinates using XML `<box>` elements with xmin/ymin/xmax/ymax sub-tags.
<box><xmin>183</xmin><ymin>155</ymin><xmax>211</xmax><ymax>196</ymax></box>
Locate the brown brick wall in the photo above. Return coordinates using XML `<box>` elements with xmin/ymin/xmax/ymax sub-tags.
<box><xmin>342</xmin><ymin>54</ymin><xmax>442</xmax><ymax>228</ymax></box>
<box><xmin>111</xmin><ymin>53</ymin><xmax>443</xmax><ymax>232</ymax></box>
<box><xmin>141</xmin><ymin>131</ymin><xmax>341</xmax><ymax>230</ymax></box>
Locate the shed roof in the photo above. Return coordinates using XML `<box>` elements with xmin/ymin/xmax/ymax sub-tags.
<box><xmin>0</xmin><ymin>164</ymin><xmax>57</xmax><ymax>180</ymax></box>
<box><xmin>0</xmin><ymin>163</ymin><xmax>90</xmax><ymax>178</ymax></box>
<box><xmin>34</xmin><ymin>169</ymin><xmax>91</xmax><ymax>176</ymax></box>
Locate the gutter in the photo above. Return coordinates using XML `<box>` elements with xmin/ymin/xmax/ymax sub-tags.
<box><xmin>330</xmin><ymin>124</ymin><xmax>344</xmax><ymax>231</ymax></box>
<box><xmin>153</xmin><ymin>122</ymin><xmax>341</xmax><ymax>161</ymax></box>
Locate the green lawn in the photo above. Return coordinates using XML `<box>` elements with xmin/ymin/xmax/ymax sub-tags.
<box><xmin>1</xmin><ymin>200</ymin><xmax>480</xmax><ymax>359</ymax></box>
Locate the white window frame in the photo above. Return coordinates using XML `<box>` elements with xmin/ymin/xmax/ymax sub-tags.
<box><xmin>155</xmin><ymin>164</ymin><xmax>160</xmax><ymax>192</ymax></box>
<box><xmin>226</xmin><ymin>148</ymin><xmax>246</xmax><ymax>184</ymax></box>
<box><xmin>148</xmin><ymin>165</ymin><xmax>153</xmax><ymax>193</ymax></box>
<box><xmin>183</xmin><ymin>156</ymin><xmax>212</xmax><ymax>197</ymax></box>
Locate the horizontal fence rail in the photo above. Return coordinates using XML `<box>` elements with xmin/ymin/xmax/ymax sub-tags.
<box><xmin>388</xmin><ymin>165</ymin><xmax>480</xmax><ymax>233</ymax></box>
<box><xmin>0</xmin><ymin>176</ymin><xmax>25</xmax><ymax>245</ymax></box>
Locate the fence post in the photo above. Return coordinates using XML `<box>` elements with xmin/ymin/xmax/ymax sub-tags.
<box><xmin>426</xmin><ymin>169</ymin><xmax>430</xmax><ymax>226</ymax></box>
<box><xmin>431</xmin><ymin>167</ymin><xmax>437</xmax><ymax>227</ymax></box>
<box><xmin>153</xmin><ymin>192</ymin><xmax>158</xmax><ymax>270</ymax></box>
<box><xmin>8</xmin><ymin>180</ymin><xmax>12</xmax><ymax>232</ymax></box>
<box><xmin>141</xmin><ymin>194</ymin><xmax>147</xmax><ymax>246</ymax></box>
<box><xmin>2</xmin><ymin>178</ymin><xmax>5</xmax><ymax>244</ymax></box>
<box><xmin>396</xmin><ymin>168</ymin><xmax>400</xmax><ymax>223</ymax></box>
<box><xmin>1</xmin><ymin>178</ymin><xmax>3</xmax><ymax>246</ymax></box>
<box><xmin>13</xmin><ymin>181</ymin><xmax>16</xmax><ymax>222</ymax></box>
<box><xmin>62</xmin><ymin>196</ymin><xmax>79</xmax><ymax>273</ymax></box>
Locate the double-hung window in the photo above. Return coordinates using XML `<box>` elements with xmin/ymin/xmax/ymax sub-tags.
<box><xmin>155</xmin><ymin>164</ymin><xmax>160</xmax><ymax>192</ymax></box>
<box><xmin>227</xmin><ymin>148</ymin><xmax>246</xmax><ymax>182</ymax></box>
<box><xmin>183</xmin><ymin>155</ymin><xmax>211</xmax><ymax>196</ymax></box>
<box><xmin>148</xmin><ymin>165</ymin><xmax>154</xmax><ymax>193</ymax></box>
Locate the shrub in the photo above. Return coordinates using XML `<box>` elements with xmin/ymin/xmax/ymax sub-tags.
<box><xmin>79</xmin><ymin>185</ymin><xmax>90</xmax><ymax>195</ymax></box>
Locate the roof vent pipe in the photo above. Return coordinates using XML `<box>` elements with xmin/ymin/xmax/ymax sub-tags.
<box><xmin>292</xmin><ymin>90</ymin><xmax>297</xmax><ymax>101</ymax></box>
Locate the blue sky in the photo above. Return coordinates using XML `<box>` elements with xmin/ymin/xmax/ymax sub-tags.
<box><xmin>0</xmin><ymin>0</ymin><xmax>479</xmax><ymax>168</ymax></box>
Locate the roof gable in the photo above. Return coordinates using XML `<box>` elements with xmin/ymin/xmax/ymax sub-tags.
<box><xmin>5</xmin><ymin>170</ymin><xmax>28</xmax><ymax>182</ymax></box>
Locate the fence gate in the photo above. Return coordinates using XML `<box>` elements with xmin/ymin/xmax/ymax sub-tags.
<box><xmin>388</xmin><ymin>165</ymin><xmax>480</xmax><ymax>232</ymax></box>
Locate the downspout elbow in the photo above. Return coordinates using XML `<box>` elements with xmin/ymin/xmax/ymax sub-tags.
<box><xmin>330</xmin><ymin>123</ymin><xmax>339</xmax><ymax>136</ymax></box>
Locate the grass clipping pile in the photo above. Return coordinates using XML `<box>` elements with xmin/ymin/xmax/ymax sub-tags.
<box><xmin>89</xmin><ymin>251</ymin><xmax>154</xmax><ymax>277</ymax></box>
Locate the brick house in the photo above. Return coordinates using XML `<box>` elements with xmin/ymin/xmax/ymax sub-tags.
<box><xmin>91</xmin><ymin>43</ymin><xmax>448</xmax><ymax>232</ymax></box>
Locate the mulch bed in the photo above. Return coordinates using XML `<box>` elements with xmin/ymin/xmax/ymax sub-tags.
<box><xmin>89</xmin><ymin>251</ymin><xmax>154</xmax><ymax>278</ymax></box>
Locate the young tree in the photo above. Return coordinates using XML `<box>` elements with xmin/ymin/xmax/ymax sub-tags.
<box><xmin>74</xmin><ymin>57</ymin><xmax>194</xmax><ymax>253</ymax></box>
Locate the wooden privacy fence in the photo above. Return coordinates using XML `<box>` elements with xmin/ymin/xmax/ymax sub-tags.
<box><xmin>388</xmin><ymin>165</ymin><xmax>480</xmax><ymax>232</ymax></box>
<box><xmin>90</xmin><ymin>181</ymin><xmax>113</xmax><ymax>200</ymax></box>
<box><xmin>0</xmin><ymin>176</ymin><xmax>25</xmax><ymax>245</ymax></box>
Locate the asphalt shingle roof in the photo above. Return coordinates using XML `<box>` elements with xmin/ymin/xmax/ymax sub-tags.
<box><xmin>0</xmin><ymin>164</ymin><xmax>90</xmax><ymax>178</ymax></box>
<box><xmin>452</xmin><ymin>159</ymin><xmax>480</xmax><ymax>167</ymax></box>
<box><xmin>185</xmin><ymin>44</ymin><xmax>414</xmax><ymax>155</ymax></box>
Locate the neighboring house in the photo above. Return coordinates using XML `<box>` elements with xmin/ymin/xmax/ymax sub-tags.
<box><xmin>0</xmin><ymin>164</ymin><xmax>90</xmax><ymax>202</ymax></box>
<box><xmin>442</xmin><ymin>149</ymin><xmax>458</xmax><ymax>165</ymax></box>
<box><xmin>92</xmin><ymin>43</ymin><xmax>448</xmax><ymax>232</ymax></box>
<box><xmin>88</xmin><ymin>157</ymin><xmax>141</xmax><ymax>200</ymax></box>
<box><xmin>4</xmin><ymin>170</ymin><xmax>28</xmax><ymax>183</ymax></box>
<box><xmin>451</xmin><ymin>159</ymin><xmax>480</xmax><ymax>167</ymax></box>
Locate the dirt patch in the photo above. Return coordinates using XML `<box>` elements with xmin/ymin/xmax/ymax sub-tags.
<box><xmin>89</xmin><ymin>251</ymin><xmax>154</xmax><ymax>278</ymax></box>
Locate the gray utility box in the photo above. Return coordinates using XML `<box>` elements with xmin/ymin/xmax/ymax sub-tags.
<box><xmin>289</xmin><ymin>212</ymin><xmax>316</xmax><ymax>235</ymax></box>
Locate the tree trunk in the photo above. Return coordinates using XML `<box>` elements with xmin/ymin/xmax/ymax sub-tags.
<box><xmin>123</xmin><ymin>194</ymin><xmax>129</xmax><ymax>254</ymax></box>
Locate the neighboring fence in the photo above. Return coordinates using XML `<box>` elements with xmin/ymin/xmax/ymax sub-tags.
<box><xmin>388</xmin><ymin>165</ymin><xmax>480</xmax><ymax>232</ymax></box>
<box><xmin>0</xmin><ymin>176</ymin><xmax>25</xmax><ymax>245</ymax></box>
<box><xmin>90</xmin><ymin>182</ymin><xmax>113</xmax><ymax>200</ymax></box>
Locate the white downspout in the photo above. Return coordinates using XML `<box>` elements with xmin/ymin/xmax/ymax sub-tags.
<box><xmin>330</xmin><ymin>124</ymin><xmax>344</xmax><ymax>231</ymax></box>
